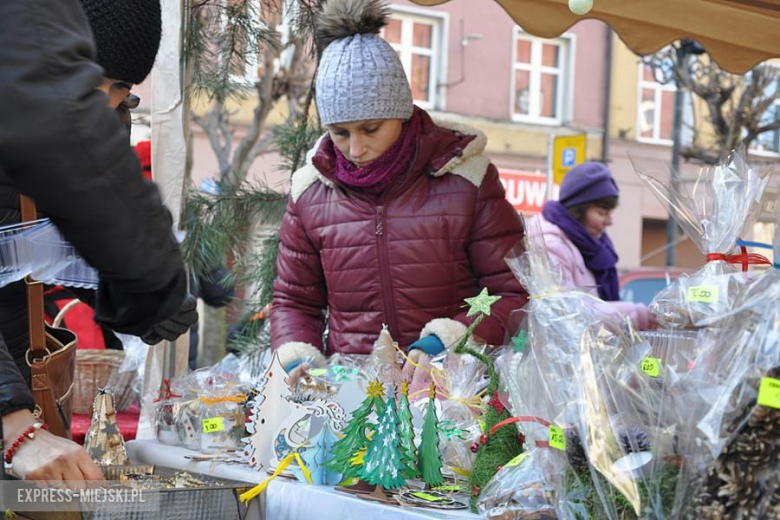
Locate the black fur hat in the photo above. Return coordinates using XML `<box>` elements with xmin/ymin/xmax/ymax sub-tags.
<box><xmin>79</xmin><ymin>0</ymin><xmax>162</xmax><ymax>85</ymax></box>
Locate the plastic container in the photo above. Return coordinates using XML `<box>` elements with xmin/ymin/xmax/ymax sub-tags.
<box><xmin>24</xmin><ymin>219</ymin><xmax>99</xmax><ymax>288</ymax></box>
<box><xmin>0</xmin><ymin>219</ymin><xmax>45</xmax><ymax>288</ymax></box>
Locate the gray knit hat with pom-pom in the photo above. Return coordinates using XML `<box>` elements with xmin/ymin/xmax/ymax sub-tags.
<box><xmin>315</xmin><ymin>0</ymin><xmax>413</xmax><ymax>125</ymax></box>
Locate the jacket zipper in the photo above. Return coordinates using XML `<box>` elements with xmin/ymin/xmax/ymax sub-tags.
<box><xmin>375</xmin><ymin>205</ymin><xmax>400</xmax><ymax>341</ymax></box>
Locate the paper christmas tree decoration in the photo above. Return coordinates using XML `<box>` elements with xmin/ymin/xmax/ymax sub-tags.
<box><xmin>398</xmin><ymin>380</ymin><xmax>420</xmax><ymax>480</ymax></box>
<box><xmin>454</xmin><ymin>289</ymin><xmax>523</xmax><ymax>511</ymax></box>
<box><xmin>271</xmin><ymin>398</ymin><xmax>347</xmax><ymax>467</ymax></box>
<box><xmin>325</xmin><ymin>378</ymin><xmax>386</xmax><ymax>480</ymax></box>
<box><xmin>84</xmin><ymin>388</ymin><xmax>128</xmax><ymax>466</ymax></box>
<box><xmin>358</xmin><ymin>390</ymin><xmax>406</xmax><ymax>489</ymax></box>
<box><xmin>293</xmin><ymin>420</ymin><xmax>342</xmax><ymax>486</ymax></box>
<box><xmin>243</xmin><ymin>351</ymin><xmax>295</xmax><ymax>470</ymax></box>
<box><xmin>418</xmin><ymin>383</ymin><xmax>444</xmax><ymax>487</ymax></box>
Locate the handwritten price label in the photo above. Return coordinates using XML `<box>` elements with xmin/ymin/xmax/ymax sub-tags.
<box><xmin>549</xmin><ymin>425</ymin><xmax>566</xmax><ymax>451</ymax></box>
<box><xmin>687</xmin><ymin>285</ymin><xmax>719</xmax><ymax>303</ymax></box>
<box><xmin>640</xmin><ymin>357</ymin><xmax>661</xmax><ymax>378</ymax></box>
<box><xmin>202</xmin><ymin>417</ymin><xmax>225</xmax><ymax>433</ymax></box>
<box><xmin>757</xmin><ymin>377</ymin><xmax>780</xmax><ymax>410</ymax></box>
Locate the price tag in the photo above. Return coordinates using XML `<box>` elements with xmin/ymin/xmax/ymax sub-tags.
<box><xmin>432</xmin><ymin>485</ymin><xmax>461</xmax><ymax>492</ymax></box>
<box><xmin>549</xmin><ymin>425</ymin><xmax>566</xmax><ymax>451</ymax></box>
<box><xmin>687</xmin><ymin>285</ymin><xmax>719</xmax><ymax>303</ymax></box>
<box><xmin>640</xmin><ymin>357</ymin><xmax>661</xmax><ymax>378</ymax></box>
<box><xmin>504</xmin><ymin>452</ymin><xmax>529</xmax><ymax>468</ymax></box>
<box><xmin>308</xmin><ymin>368</ymin><xmax>327</xmax><ymax>377</ymax></box>
<box><xmin>202</xmin><ymin>417</ymin><xmax>225</xmax><ymax>433</ymax></box>
<box><xmin>757</xmin><ymin>377</ymin><xmax>780</xmax><ymax>410</ymax></box>
<box><xmin>411</xmin><ymin>492</ymin><xmax>446</xmax><ymax>502</ymax></box>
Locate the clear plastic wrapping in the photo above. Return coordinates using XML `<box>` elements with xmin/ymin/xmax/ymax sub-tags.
<box><xmin>670</xmin><ymin>268</ymin><xmax>780</xmax><ymax>518</ymax></box>
<box><xmin>477</xmin><ymin>449</ymin><xmax>559</xmax><ymax>520</ymax></box>
<box><xmin>0</xmin><ymin>218</ymin><xmax>98</xmax><ymax>289</ymax></box>
<box><xmin>633</xmin><ymin>149</ymin><xmax>771</xmax><ymax>328</ymax></box>
<box><xmin>502</xmin><ymin>219</ymin><xmax>671</xmax><ymax>519</ymax></box>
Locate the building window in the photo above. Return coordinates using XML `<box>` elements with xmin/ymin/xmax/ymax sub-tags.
<box><xmin>511</xmin><ymin>30</ymin><xmax>570</xmax><ymax>124</ymax></box>
<box><xmin>637</xmin><ymin>63</ymin><xmax>678</xmax><ymax>144</ymax></box>
<box><xmin>382</xmin><ymin>10</ymin><xmax>444</xmax><ymax>110</ymax></box>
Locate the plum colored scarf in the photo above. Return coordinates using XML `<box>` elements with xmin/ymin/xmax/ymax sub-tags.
<box><xmin>334</xmin><ymin>111</ymin><xmax>421</xmax><ymax>195</ymax></box>
<box><xmin>543</xmin><ymin>200</ymin><xmax>620</xmax><ymax>301</ymax></box>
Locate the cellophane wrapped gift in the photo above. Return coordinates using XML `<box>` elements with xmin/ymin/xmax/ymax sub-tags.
<box><xmin>633</xmin><ymin>148</ymin><xmax>771</xmax><ymax>328</ymax></box>
<box><xmin>669</xmin><ymin>263</ymin><xmax>780</xmax><ymax>519</ymax></box>
<box><xmin>504</xmin><ymin>217</ymin><xmax>623</xmax><ymax>448</ymax></box>
<box><xmin>477</xmin><ymin>449</ymin><xmax>559</xmax><ymax>520</ymax></box>
<box><xmin>503</xmin><ymin>220</ymin><xmax>666</xmax><ymax>518</ymax></box>
<box><xmin>197</xmin><ymin>371</ymin><xmax>250</xmax><ymax>454</ymax></box>
<box><xmin>153</xmin><ymin>376</ymin><xmax>185</xmax><ymax>446</ymax></box>
<box><xmin>419</xmin><ymin>348</ymin><xmax>488</xmax><ymax>476</ymax></box>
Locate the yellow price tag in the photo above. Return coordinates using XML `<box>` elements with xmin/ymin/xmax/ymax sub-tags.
<box><xmin>504</xmin><ymin>452</ymin><xmax>529</xmax><ymax>468</ymax></box>
<box><xmin>309</xmin><ymin>368</ymin><xmax>327</xmax><ymax>377</ymax></box>
<box><xmin>687</xmin><ymin>285</ymin><xmax>719</xmax><ymax>303</ymax></box>
<box><xmin>640</xmin><ymin>357</ymin><xmax>661</xmax><ymax>378</ymax></box>
<box><xmin>549</xmin><ymin>425</ymin><xmax>566</xmax><ymax>451</ymax></box>
<box><xmin>411</xmin><ymin>492</ymin><xmax>446</xmax><ymax>502</ymax></box>
<box><xmin>757</xmin><ymin>377</ymin><xmax>780</xmax><ymax>410</ymax></box>
<box><xmin>202</xmin><ymin>417</ymin><xmax>225</xmax><ymax>433</ymax></box>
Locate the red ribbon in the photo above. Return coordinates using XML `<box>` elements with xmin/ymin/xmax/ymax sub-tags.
<box><xmin>153</xmin><ymin>378</ymin><xmax>181</xmax><ymax>402</ymax></box>
<box><xmin>489</xmin><ymin>415</ymin><xmax>551</xmax><ymax>436</ymax></box>
<box><xmin>706</xmin><ymin>246</ymin><xmax>772</xmax><ymax>273</ymax></box>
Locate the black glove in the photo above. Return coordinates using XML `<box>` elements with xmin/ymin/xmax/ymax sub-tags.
<box><xmin>140</xmin><ymin>294</ymin><xmax>198</xmax><ymax>345</ymax></box>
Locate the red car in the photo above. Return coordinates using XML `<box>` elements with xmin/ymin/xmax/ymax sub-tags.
<box><xmin>619</xmin><ymin>267</ymin><xmax>685</xmax><ymax>305</ymax></box>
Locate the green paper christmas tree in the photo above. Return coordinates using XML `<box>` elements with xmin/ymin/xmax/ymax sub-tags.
<box><xmin>418</xmin><ymin>383</ymin><xmax>444</xmax><ymax>487</ymax></box>
<box><xmin>358</xmin><ymin>390</ymin><xmax>406</xmax><ymax>489</ymax></box>
<box><xmin>325</xmin><ymin>378</ymin><xmax>386</xmax><ymax>481</ymax></box>
<box><xmin>455</xmin><ymin>288</ymin><xmax>524</xmax><ymax>512</ymax></box>
<box><xmin>397</xmin><ymin>380</ymin><xmax>420</xmax><ymax>480</ymax></box>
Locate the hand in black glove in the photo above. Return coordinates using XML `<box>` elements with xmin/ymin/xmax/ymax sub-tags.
<box><xmin>140</xmin><ymin>294</ymin><xmax>198</xmax><ymax>345</ymax></box>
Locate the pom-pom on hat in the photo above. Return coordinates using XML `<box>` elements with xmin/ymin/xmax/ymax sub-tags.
<box><xmin>79</xmin><ymin>0</ymin><xmax>162</xmax><ymax>85</ymax></box>
<box><xmin>315</xmin><ymin>0</ymin><xmax>414</xmax><ymax>125</ymax></box>
<box><xmin>558</xmin><ymin>162</ymin><xmax>620</xmax><ymax>208</ymax></box>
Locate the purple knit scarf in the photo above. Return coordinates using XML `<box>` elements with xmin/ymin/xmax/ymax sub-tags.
<box><xmin>542</xmin><ymin>201</ymin><xmax>620</xmax><ymax>301</ymax></box>
<box><xmin>334</xmin><ymin>111</ymin><xmax>421</xmax><ymax>195</ymax></box>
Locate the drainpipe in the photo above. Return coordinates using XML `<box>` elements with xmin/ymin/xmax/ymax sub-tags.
<box><xmin>601</xmin><ymin>25</ymin><xmax>613</xmax><ymax>164</ymax></box>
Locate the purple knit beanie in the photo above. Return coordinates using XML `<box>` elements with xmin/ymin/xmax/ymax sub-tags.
<box><xmin>558</xmin><ymin>162</ymin><xmax>619</xmax><ymax>208</ymax></box>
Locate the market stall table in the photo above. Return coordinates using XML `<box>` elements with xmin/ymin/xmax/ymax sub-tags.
<box><xmin>126</xmin><ymin>440</ymin><xmax>478</xmax><ymax>520</ymax></box>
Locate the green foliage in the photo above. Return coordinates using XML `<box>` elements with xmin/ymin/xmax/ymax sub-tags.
<box><xmin>397</xmin><ymin>392</ymin><xmax>420</xmax><ymax>480</ymax></box>
<box><xmin>468</xmin><ymin>405</ymin><xmax>522</xmax><ymax>512</ymax></box>
<box><xmin>273</xmin><ymin>117</ymin><xmax>324</xmax><ymax>173</ymax></box>
<box><xmin>186</xmin><ymin>0</ymin><xmax>279</xmax><ymax>103</ymax></box>
<box><xmin>418</xmin><ymin>395</ymin><xmax>444</xmax><ymax>487</ymax></box>
<box><xmin>358</xmin><ymin>397</ymin><xmax>406</xmax><ymax>489</ymax></box>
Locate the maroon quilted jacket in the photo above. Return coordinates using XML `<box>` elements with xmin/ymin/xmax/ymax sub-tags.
<box><xmin>271</xmin><ymin>108</ymin><xmax>528</xmax><ymax>366</ymax></box>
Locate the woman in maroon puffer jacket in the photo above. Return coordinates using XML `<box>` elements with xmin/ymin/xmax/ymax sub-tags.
<box><xmin>271</xmin><ymin>0</ymin><xmax>528</xmax><ymax>381</ymax></box>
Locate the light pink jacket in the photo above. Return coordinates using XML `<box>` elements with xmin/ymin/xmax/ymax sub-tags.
<box><xmin>528</xmin><ymin>214</ymin><xmax>654</xmax><ymax>330</ymax></box>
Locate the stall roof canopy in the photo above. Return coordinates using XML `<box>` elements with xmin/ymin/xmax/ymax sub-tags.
<box><xmin>410</xmin><ymin>0</ymin><xmax>780</xmax><ymax>74</ymax></box>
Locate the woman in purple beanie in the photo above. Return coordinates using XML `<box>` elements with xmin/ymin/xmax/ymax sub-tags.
<box><xmin>530</xmin><ymin>162</ymin><xmax>657</xmax><ymax>330</ymax></box>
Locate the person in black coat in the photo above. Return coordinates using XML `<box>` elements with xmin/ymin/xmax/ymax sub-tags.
<box><xmin>0</xmin><ymin>0</ymin><xmax>196</xmax><ymax>486</ymax></box>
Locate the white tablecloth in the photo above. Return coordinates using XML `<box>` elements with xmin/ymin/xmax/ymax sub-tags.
<box><xmin>126</xmin><ymin>440</ymin><xmax>478</xmax><ymax>520</ymax></box>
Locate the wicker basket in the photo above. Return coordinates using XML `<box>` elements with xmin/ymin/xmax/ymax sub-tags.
<box><xmin>72</xmin><ymin>349</ymin><xmax>137</xmax><ymax>415</ymax></box>
<box><xmin>54</xmin><ymin>300</ymin><xmax>137</xmax><ymax>415</ymax></box>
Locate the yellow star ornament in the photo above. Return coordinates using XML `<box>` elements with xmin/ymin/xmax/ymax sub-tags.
<box><xmin>463</xmin><ymin>288</ymin><xmax>502</xmax><ymax>318</ymax></box>
<box><xmin>366</xmin><ymin>378</ymin><xmax>386</xmax><ymax>399</ymax></box>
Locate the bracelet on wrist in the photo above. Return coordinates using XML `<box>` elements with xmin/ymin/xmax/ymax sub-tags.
<box><xmin>4</xmin><ymin>422</ymin><xmax>48</xmax><ymax>464</ymax></box>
